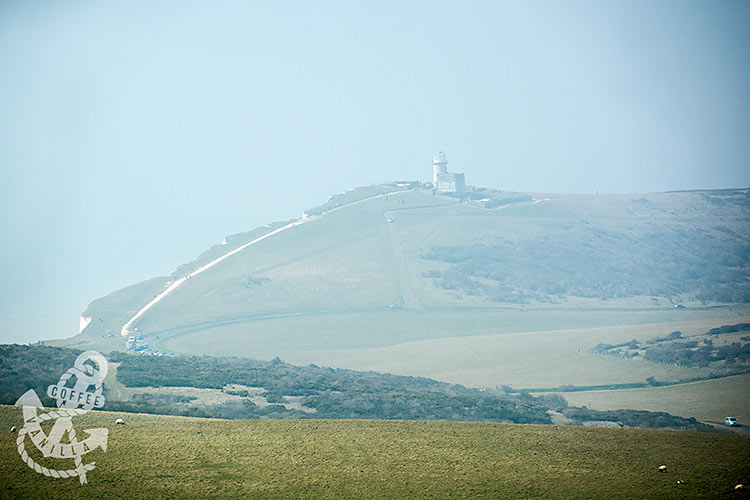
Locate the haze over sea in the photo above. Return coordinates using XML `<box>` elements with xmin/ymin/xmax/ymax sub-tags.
<box><xmin>1</xmin><ymin>1</ymin><xmax>748</xmax><ymax>344</ymax></box>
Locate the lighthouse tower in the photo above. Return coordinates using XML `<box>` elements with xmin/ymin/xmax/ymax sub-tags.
<box><xmin>432</xmin><ymin>151</ymin><xmax>448</xmax><ymax>186</ymax></box>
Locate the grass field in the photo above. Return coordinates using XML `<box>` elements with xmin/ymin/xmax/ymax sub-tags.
<box><xmin>162</xmin><ymin>315</ymin><xmax>749</xmax><ymax>389</ymax></box>
<box><xmin>159</xmin><ymin>314</ymin><xmax>750</xmax><ymax>425</ymax></box>
<box><xmin>560</xmin><ymin>373</ymin><xmax>750</xmax><ymax>425</ymax></box>
<box><xmin>1</xmin><ymin>405</ymin><xmax>749</xmax><ymax>500</ymax></box>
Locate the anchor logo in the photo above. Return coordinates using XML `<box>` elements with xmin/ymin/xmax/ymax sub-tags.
<box><xmin>14</xmin><ymin>351</ymin><xmax>109</xmax><ymax>484</ymax></box>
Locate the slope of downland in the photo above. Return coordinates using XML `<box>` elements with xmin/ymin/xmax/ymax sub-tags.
<box><xmin>1</xmin><ymin>405</ymin><xmax>749</xmax><ymax>500</ymax></box>
<box><xmin>58</xmin><ymin>187</ymin><xmax>750</xmax><ymax>392</ymax></box>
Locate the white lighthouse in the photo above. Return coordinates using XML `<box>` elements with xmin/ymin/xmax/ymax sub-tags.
<box><xmin>432</xmin><ymin>151</ymin><xmax>465</xmax><ymax>195</ymax></box>
<box><xmin>432</xmin><ymin>151</ymin><xmax>448</xmax><ymax>186</ymax></box>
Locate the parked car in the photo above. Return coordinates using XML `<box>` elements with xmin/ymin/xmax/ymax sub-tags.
<box><xmin>725</xmin><ymin>416</ymin><xmax>739</xmax><ymax>427</ymax></box>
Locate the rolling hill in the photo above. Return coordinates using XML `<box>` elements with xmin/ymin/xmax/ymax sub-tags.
<box><xmin>56</xmin><ymin>185</ymin><xmax>750</xmax><ymax>407</ymax></box>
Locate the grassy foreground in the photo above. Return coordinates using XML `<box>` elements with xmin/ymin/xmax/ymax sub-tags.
<box><xmin>1</xmin><ymin>405</ymin><xmax>748</xmax><ymax>500</ymax></box>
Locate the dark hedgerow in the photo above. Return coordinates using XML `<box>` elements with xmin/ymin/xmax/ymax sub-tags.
<box><xmin>107</xmin><ymin>351</ymin><xmax>551</xmax><ymax>424</ymax></box>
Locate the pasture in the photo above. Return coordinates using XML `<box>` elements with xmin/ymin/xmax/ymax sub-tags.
<box><xmin>1</xmin><ymin>405</ymin><xmax>748</xmax><ymax>499</ymax></box>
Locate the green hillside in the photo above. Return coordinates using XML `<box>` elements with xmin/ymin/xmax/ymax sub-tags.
<box><xmin>56</xmin><ymin>185</ymin><xmax>750</xmax><ymax>402</ymax></box>
<box><xmin>1</xmin><ymin>405</ymin><xmax>748</xmax><ymax>500</ymax></box>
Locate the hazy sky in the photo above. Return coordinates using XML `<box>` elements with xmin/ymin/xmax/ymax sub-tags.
<box><xmin>1</xmin><ymin>0</ymin><xmax>748</xmax><ymax>343</ymax></box>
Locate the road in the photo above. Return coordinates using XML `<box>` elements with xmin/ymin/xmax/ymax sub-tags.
<box><xmin>383</xmin><ymin>209</ymin><xmax>421</xmax><ymax>309</ymax></box>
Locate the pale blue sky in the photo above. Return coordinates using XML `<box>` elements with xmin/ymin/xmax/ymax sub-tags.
<box><xmin>1</xmin><ymin>0</ymin><xmax>748</xmax><ymax>343</ymax></box>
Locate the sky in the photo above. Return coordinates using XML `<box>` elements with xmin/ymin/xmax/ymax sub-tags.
<box><xmin>1</xmin><ymin>0</ymin><xmax>749</xmax><ymax>343</ymax></box>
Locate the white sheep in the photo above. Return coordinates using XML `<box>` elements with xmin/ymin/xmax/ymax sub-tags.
<box><xmin>657</xmin><ymin>465</ymin><xmax>667</xmax><ymax>472</ymax></box>
<box><xmin>115</xmin><ymin>418</ymin><xmax>124</xmax><ymax>425</ymax></box>
<box><xmin>736</xmin><ymin>484</ymin><xmax>744</xmax><ymax>490</ymax></box>
<box><xmin>10</xmin><ymin>426</ymin><xmax>16</xmax><ymax>433</ymax></box>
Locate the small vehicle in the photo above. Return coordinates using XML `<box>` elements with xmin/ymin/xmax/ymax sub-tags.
<box><xmin>725</xmin><ymin>416</ymin><xmax>739</xmax><ymax>427</ymax></box>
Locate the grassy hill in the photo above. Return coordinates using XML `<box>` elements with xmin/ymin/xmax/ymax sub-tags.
<box><xmin>1</xmin><ymin>404</ymin><xmax>748</xmax><ymax>500</ymax></box>
<box><xmin>54</xmin><ymin>185</ymin><xmax>750</xmax><ymax>415</ymax></box>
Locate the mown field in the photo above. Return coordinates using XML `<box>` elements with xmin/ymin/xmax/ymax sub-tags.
<box><xmin>162</xmin><ymin>315</ymin><xmax>749</xmax><ymax>389</ymax></box>
<box><xmin>1</xmin><ymin>405</ymin><xmax>748</xmax><ymax>500</ymax></box>
<box><xmin>561</xmin><ymin>373</ymin><xmax>750</xmax><ymax>425</ymax></box>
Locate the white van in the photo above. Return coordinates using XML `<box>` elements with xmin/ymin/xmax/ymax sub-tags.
<box><xmin>725</xmin><ymin>416</ymin><xmax>738</xmax><ymax>426</ymax></box>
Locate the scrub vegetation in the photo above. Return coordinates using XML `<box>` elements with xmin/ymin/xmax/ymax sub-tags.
<box><xmin>590</xmin><ymin>323</ymin><xmax>750</xmax><ymax>370</ymax></box>
<box><xmin>423</xmin><ymin>191</ymin><xmax>750</xmax><ymax>304</ymax></box>
<box><xmin>0</xmin><ymin>345</ymin><xmax>717</xmax><ymax>431</ymax></box>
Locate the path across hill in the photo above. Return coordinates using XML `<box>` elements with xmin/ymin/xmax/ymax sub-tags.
<box><xmin>120</xmin><ymin>189</ymin><xmax>413</xmax><ymax>337</ymax></box>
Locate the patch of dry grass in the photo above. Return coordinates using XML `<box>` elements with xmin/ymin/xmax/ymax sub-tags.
<box><xmin>561</xmin><ymin>373</ymin><xmax>750</xmax><ymax>424</ymax></box>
